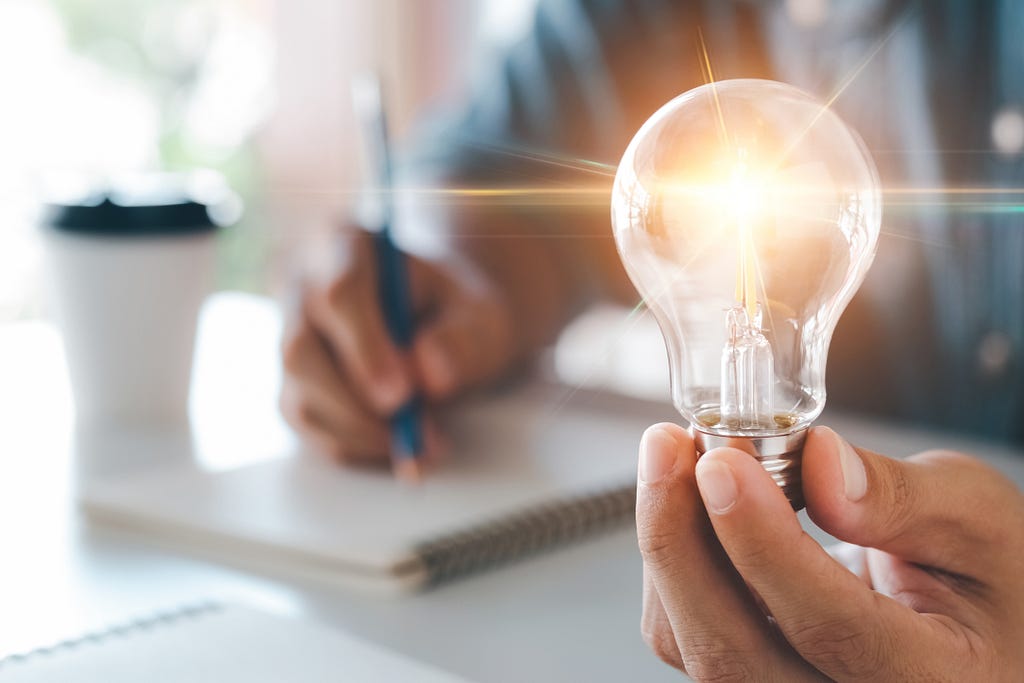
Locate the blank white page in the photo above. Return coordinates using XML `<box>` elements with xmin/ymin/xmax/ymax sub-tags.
<box><xmin>80</xmin><ymin>383</ymin><xmax>674</xmax><ymax>588</ymax></box>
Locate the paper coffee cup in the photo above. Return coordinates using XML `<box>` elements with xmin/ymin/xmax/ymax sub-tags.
<box><xmin>42</xmin><ymin>176</ymin><xmax>236</xmax><ymax>427</ymax></box>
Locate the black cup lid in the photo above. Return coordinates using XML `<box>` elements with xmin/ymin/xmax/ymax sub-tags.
<box><xmin>46</xmin><ymin>196</ymin><xmax>219</xmax><ymax>236</ymax></box>
<box><xmin>44</xmin><ymin>174</ymin><xmax>239</xmax><ymax>236</ymax></box>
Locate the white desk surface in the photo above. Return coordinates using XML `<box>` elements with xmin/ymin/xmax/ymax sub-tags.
<box><xmin>2</xmin><ymin>293</ymin><xmax>1022</xmax><ymax>683</ymax></box>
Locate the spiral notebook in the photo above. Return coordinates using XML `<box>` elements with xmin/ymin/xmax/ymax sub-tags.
<box><xmin>0</xmin><ymin>603</ymin><xmax>465</xmax><ymax>682</ymax></box>
<box><xmin>80</xmin><ymin>383</ymin><xmax>672</xmax><ymax>592</ymax></box>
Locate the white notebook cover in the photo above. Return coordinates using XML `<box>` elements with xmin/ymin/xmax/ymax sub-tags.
<box><xmin>0</xmin><ymin>604</ymin><xmax>466</xmax><ymax>683</ymax></box>
<box><xmin>80</xmin><ymin>383</ymin><xmax>672</xmax><ymax>591</ymax></box>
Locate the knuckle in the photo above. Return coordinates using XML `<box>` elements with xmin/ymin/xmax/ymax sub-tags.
<box><xmin>327</xmin><ymin>443</ymin><xmax>352</xmax><ymax>463</ymax></box>
<box><xmin>909</xmin><ymin>448</ymin><xmax>977</xmax><ymax>469</ymax></box>
<box><xmin>279</xmin><ymin>388</ymin><xmax>318</xmax><ymax>430</ymax></box>
<box><xmin>307</xmin><ymin>437</ymin><xmax>346</xmax><ymax>464</ymax></box>
<box><xmin>324</xmin><ymin>267</ymin><xmax>364</xmax><ymax>308</ymax></box>
<box><xmin>786</xmin><ymin>613</ymin><xmax>887</xmax><ymax>680</ymax></box>
<box><xmin>681</xmin><ymin>638</ymin><xmax>759</xmax><ymax>683</ymax></box>
<box><xmin>315</xmin><ymin>432</ymin><xmax>350</xmax><ymax>462</ymax></box>
<box><xmin>280</xmin><ymin>328</ymin><xmax>308</xmax><ymax>373</ymax></box>
<box><xmin>730</xmin><ymin>539</ymin><xmax>777</xmax><ymax>573</ymax></box>
<box><xmin>877</xmin><ymin>461</ymin><xmax>916</xmax><ymax>540</ymax></box>
<box><xmin>953</xmin><ymin>620</ymin><xmax>995</xmax><ymax>669</ymax></box>
<box><xmin>916</xmin><ymin>449</ymin><xmax>1018</xmax><ymax>498</ymax></box>
<box><xmin>291</xmin><ymin>399</ymin><xmax>318</xmax><ymax>429</ymax></box>
<box><xmin>354</xmin><ymin>431</ymin><xmax>390</xmax><ymax>458</ymax></box>
<box><xmin>640</xmin><ymin>619</ymin><xmax>682</xmax><ymax>670</ymax></box>
<box><xmin>363</xmin><ymin>346</ymin><xmax>399</xmax><ymax>378</ymax></box>
<box><xmin>636</xmin><ymin>525</ymin><xmax>679</xmax><ymax>572</ymax></box>
<box><xmin>278</xmin><ymin>388</ymin><xmax>302</xmax><ymax>425</ymax></box>
<box><xmin>888</xmin><ymin>463</ymin><xmax>914</xmax><ymax>512</ymax></box>
<box><xmin>426</xmin><ymin>367</ymin><xmax>459</xmax><ymax>401</ymax></box>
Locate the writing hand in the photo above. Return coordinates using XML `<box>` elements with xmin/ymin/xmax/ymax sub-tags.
<box><xmin>279</xmin><ymin>229</ymin><xmax>519</xmax><ymax>474</ymax></box>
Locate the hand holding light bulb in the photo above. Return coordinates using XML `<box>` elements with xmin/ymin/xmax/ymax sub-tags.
<box><xmin>635</xmin><ymin>423</ymin><xmax>1024</xmax><ymax>681</ymax></box>
<box><xmin>625</xmin><ymin>81</ymin><xmax>1024</xmax><ymax>680</ymax></box>
<box><xmin>612</xmin><ymin>79</ymin><xmax>881</xmax><ymax>509</ymax></box>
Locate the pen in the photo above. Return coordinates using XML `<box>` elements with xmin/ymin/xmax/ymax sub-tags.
<box><xmin>352</xmin><ymin>74</ymin><xmax>424</xmax><ymax>478</ymax></box>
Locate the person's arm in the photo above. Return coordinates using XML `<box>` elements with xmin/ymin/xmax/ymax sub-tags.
<box><xmin>634</xmin><ymin>422</ymin><xmax>1024</xmax><ymax>679</ymax></box>
<box><xmin>410</xmin><ymin>0</ymin><xmax>772</xmax><ymax>326</ymax></box>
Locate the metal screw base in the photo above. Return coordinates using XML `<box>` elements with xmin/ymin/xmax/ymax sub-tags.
<box><xmin>690</xmin><ymin>426</ymin><xmax>808</xmax><ymax>511</ymax></box>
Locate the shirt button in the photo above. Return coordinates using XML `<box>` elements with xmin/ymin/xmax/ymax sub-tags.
<box><xmin>991</xmin><ymin>106</ymin><xmax>1024</xmax><ymax>156</ymax></box>
<box><xmin>978</xmin><ymin>331</ymin><xmax>1013</xmax><ymax>377</ymax></box>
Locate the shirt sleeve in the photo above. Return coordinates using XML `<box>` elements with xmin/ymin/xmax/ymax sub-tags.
<box><xmin>409</xmin><ymin>0</ymin><xmax>769</xmax><ymax>183</ymax></box>
<box><xmin>405</xmin><ymin>0</ymin><xmax>770</xmax><ymax>303</ymax></box>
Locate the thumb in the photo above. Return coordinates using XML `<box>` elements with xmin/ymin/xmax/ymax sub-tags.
<box><xmin>802</xmin><ymin>425</ymin><xmax>1007</xmax><ymax>575</ymax></box>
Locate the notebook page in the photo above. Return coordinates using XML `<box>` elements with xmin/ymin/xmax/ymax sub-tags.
<box><xmin>0</xmin><ymin>604</ymin><xmax>465</xmax><ymax>683</ymax></box>
<box><xmin>80</xmin><ymin>383</ymin><xmax>674</xmax><ymax>583</ymax></box>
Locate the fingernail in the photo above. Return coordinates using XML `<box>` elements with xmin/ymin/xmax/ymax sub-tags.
<box><xmin>422</xmin><ymin>341</ymin><xmax>455</xmax><ymax>394</ymax></box>
<box><xmin>394</xmin><ymin>458</ymin><xmax>422</xmax><ymax>485</ymax></box>
<box><xmin>375</xmin><ymin>368</ymin><xmax>410</xmax><ymax>411</ymax></box>
<box><xmin>639</xmin><ymin>428</ymin><xmax>678</xmax><ymax>484</ymax></box>
<box><xmin>831</xmin><ymin>429</ymin><xmax>867</xmax><ymax>502</ymax></box>
<box><xmin>697</xmin><ymin>460</ymin><xmax>738</xmax><ymax>514</ymax></box>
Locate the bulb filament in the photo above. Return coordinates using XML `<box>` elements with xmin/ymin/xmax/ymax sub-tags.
<box><xmin>722</xmin><ymin>155</ymin><xmax>775</xmax><ymax>430</ymax></box>
<box><xmin>720</xmin><ymin>304</ymin><xmax>775</xmax><ymax>429</ymax></box>
<box><xmin>728</xmin><ymin>155</ymin><xmax>760</xmax><ymax>321</ymax></box>
<box><xmin>736</xmin><ymin>220</ymin><xmax>758</xmax><ymax>321</ymax></box>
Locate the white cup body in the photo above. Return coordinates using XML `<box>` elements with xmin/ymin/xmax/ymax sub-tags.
<box><xmin>43</xmin><ymin>228</ymin><xmax>215</xmax><ymax>427</ymax></box>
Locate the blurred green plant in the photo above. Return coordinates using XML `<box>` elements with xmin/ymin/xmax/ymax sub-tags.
<box><xmin>49</xmin><ymin>0</ymin><xmax>271</xmax><ymax>293</ymax></box>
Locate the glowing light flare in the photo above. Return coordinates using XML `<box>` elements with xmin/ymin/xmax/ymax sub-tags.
<box><xmin>724</xmin><ymin>160</ymin><xmax>764</xmax><ymax>320</ymax></box>
<box><xmin>653</xmin><ymin>154</ymin><xmax>800</xmax><ymax>321</ymax></box>
<box><xmin>724</xmin><ymin>161</ymin><xmax>766</xmax><ymax>224</ymax></box>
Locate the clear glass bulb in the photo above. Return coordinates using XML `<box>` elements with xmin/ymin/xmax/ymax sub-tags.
<box><xmin>611</xmin><ymin>79</ymin><xmax>881</xmax><ymax>508</ymax></box>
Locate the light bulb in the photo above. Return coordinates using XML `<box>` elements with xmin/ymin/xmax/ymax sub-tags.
<box><xmin>611</xmin><ymin>79</ymin><xmax>881</xmax><ymax>509</ymax></box>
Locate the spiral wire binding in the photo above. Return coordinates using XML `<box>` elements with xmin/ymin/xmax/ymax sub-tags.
<box><xmin>0</xmin><ymin>601</ymin><xmax>222</xmax><ymax>670</ymax></box>
<box><xmin>416</xmin><ymin>483</ymin><xmax>637</xmax><ymax>586</ymax></box>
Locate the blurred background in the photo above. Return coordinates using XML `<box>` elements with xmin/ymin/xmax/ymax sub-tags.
<box><xmin>1</xmin><ymin>0</ymin><xmax>540</xmax><ymax>322</ymax></box>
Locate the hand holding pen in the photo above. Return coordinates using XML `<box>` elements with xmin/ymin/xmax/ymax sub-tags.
<box><xmin>351</xmin><ymin>74</ymin><xmax>426</xmax><ymax>480</ymax></box>
<box><xmin>278</xmin><ymin>79</ymin><xmax>520</xmax><ymax>480</ymax></box>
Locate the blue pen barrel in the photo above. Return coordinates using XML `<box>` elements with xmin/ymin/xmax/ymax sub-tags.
<box><xmin>374</xmin><ymin>231</ymin><xmax>415</xmax><ymax>345</ymax></box>
<box><xmin>373</xmin><ymin>230</ymin><xmax>424</xmax><ymax>457</ymax></box>
<box><xmin>390</xmin><ymin>400</ymin><xmax>423</xmax><ymax>457</ymax></box>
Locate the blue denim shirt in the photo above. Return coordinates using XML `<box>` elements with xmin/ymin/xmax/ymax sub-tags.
<box><xmin>419</xmin><ymin>0</ymin><xmax>1024</xmax><ymax>443</ymax></box>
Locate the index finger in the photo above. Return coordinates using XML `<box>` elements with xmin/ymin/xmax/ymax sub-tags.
<box><xmin>305</xmin><ymin>231</ymin><xmax>412</xmax><ymax>414</ymax></box>
<box><xmin>636</xmin><ymin>425</ymin><xmax>819</xmax><ymax>680</ymax></box>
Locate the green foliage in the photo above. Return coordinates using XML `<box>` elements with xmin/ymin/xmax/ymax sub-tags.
<box><xmin>48</xmin><ymin>0</ymin><xmax>269</xmax><ymax>292</ymax></box>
